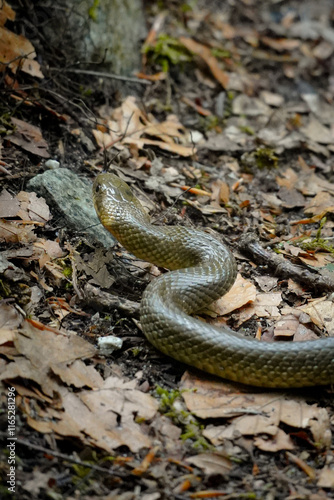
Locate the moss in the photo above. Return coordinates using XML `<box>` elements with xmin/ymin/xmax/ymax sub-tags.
<box><xmin>154</xmin><ymin>386</ymin><xmax>212</xmax><ymax>450</ymax></box>
<box><xmin>297</xmin><ymin>217</ymin><xmax>334</xmax><ymax>255</ymax></box>
<box><xmin>142</xmin><ymin>34</ymin><xmax>193</xmax><ymax>72</ymax></box>
<box><xmin>62</xmin><ymin>266</ymin><xmax>72</xmax><ymax>278</ymax></box>
<box><xmin>88</xmin><ymin>0</ymin><xmax>100</xmax><ymax>22</ymax></box>
<box><xmin>254</xmin><ymin>147</ymin><xmax>278</xmax><ymax>169</ymax></box>
<box><xmin>211</xmin><ymin>47</ymin><xmax>231</xmax><ymax>59</ymax></box>
<box><xmin>239</xmin><ymin>125</ymin><xmax>255</xmax><ymax>136</ymax></box>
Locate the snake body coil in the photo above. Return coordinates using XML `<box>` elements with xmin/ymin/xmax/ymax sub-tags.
<box><xmin>93</xmin><ymin>173</ymin><xmax>334</xmax><ymax>388</ymax></box>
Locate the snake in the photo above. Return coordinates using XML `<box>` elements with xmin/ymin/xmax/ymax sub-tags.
<box><xmin>93</xmin><ymin>173</ymin><xmax>334</xmax><ymax>388</ymax></box>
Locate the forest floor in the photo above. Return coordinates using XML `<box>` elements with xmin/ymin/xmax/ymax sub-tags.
<box><xmin>0</xmin><ymin>1</ymin><xmax>334</xmax><ymax>499</ymax></box>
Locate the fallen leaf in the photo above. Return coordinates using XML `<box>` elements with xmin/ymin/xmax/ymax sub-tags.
<box><xmin>317</xmin><ymin>467</ymin><xmax>334</xmax><ymax>488</ymax></box>
<box><xmin>208</xmin><ymin>274</ymin><xmax>256</xmax><ymax>317</ymax></box>
<box><xmin>0</xmin><ymin>26</ymin><xmax>43</xmax><ymax>78</ymax></box>
<box><xmin>299</xmin><ymin>297</ymin><xmax>334</xmax><ymax>335</ymax></box>
<box><xmin>261</xmin><ymin>37</ymin><xmax>300</xmax><ymax>52</ymax></box>
<box><xmin>254</xmin><ymin>428</ymin><xmax>294</xmax><ymax>452</ymax></box>
<box><xmin>16</xmin><ymin>191</ymin><xmax>50</xmax><ymax>223</ymax></box>
<box><xmin>179</xmin><ymin>36</ymin><xmax>229</xmax><ymax>89</ymax></box>
<box><xmin>181</xmin><ymin>373</ymin><xmax>331</xmax><ymax>452</ymax></box>
<box><xmin>9</xmin><ymin>118</ymin><xmax>49</xmax><ymax>157</ymax></box>
<box><xmin>0</xmin><ymin>189</ymin><xmax>20</xmax><ymax>217</ymax></box>
<box><xmin>301</xmin><ymin>116</ymin><xmax>334</xmax><ymax>145</ymax></box>
<box><xmin>186</xmin><ymin>453</ymin><xmax>232</xmax><ymax>475</ymax></box>
<box><xmin>304</xmin><ymin>191</ymin><xmax>334</xmax><ymax>216</ymax></box>
<box><xmin>93</xmin><ymin>96</ymin><xmax>195</xmax><ymax>158</ymax></box>
<box><xmin>0</xmin><ymin>220</ymin><xmax>37</xmax><ymax>243</ymax></box>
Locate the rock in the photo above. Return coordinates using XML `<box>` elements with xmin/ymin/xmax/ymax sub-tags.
<box><xmin>27</xmin><ymin>168</ymin><xmax>115</xmax><ymax>248</ymax></box>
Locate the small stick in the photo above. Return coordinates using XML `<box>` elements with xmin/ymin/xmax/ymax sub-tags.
<box><xmin>238</xmin><ymin>233</ymin><xmax>334</xmax><ymax>294</ymax></box>
<box><xmin>65</xmin><ymin>69</ymin><xmax>151</xmax><ymax>85</ymax></box>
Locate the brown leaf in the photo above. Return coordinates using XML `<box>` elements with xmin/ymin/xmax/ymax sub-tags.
<box><xmin>93</xmin><ymin>96</ymin><xmax>195</xmax><ymax>157</ymax></box>
<box><xmin>254</xmin><ymin>428</ymin><xmax>294</xmax><ymax>452</ymax></box>
<box><xmin>179</xmin><ymin>36</ymin><xmax>229</xmax><ymax>89</ymax></box>
<box><xmin>186</xmin><ymin>453</ymin><xmax>232</xmax><ymax>475</ymax></box>
<box><xmin>16</xmin><ymin>191</ymin><xmax>50</xmax><ymax>223</ymax></box>
<box><xmin>0</xmin><ymin>220</ymin><xmax>37</xmax><ymax>243</ymax></box>
<box><xmin>51</xmin><ymin>359</ymin><xmax>104</xmax><ymax>389</ymax></box>
<box><xmin>181</xmin><ymin>372</ymin><xmax>331</xmax><ymax>451</ymax></box>
<box><xmin>317</xmin><ymin>467</ymin><xmax>334</xmax><ymax>488</ymax></box>
<box><xmin>304</xmin><ymin>191</ymin><xmax>334</xmax><ymax>216</ymax></box>
<box><xmin>0</xmin><ymin>2</ymin><xmax>15</xmax><ymax>27</ymax></box>
<box><xmin>9</xmin><ymin>118</ymin><xmax>49</xmax><ymax>158</ymax></box>
<box><xmin>208</xmin><ymin>274</ymin><xmax>256</xmax><ymax>317</ymax></box>
<box><xmin>0</xmin><ymin>189</ymin><xmax>20</xmax><ymax>217</ymax></box>
<box><xmin>300</xmin><ymin>297</ymin><xmax>334</xmax><ymax>335</ymax></box>
<box><xmin>0</xmin><ymin>26</ymin><xmax>44</xmax><ymax>78</ymax></box>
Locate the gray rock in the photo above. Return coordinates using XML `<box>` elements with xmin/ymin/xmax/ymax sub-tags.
<box><xmin>27</xmin><ymin>169</ymin><xmax>115</xmax><ymax>248</ymax></box>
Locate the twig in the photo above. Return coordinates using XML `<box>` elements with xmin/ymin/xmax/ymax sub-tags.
<box><xmin>65</xmin><ymin>69</ymin><xmax>151</xmax><ymax>85</ymax></box>
<box><xmin>238</xmin><ymin>233</ymin><xmax>334</xmax><ymax>294</ymax></box>
<box><xmin>0</xmin><ymin>432</ymin><xmax>124</xmax><ymax>478</ymax></box>
<box><xmin>83</xmin><ymin>283</ymin><xmax>140</xmax><ymax>317</ymax></box>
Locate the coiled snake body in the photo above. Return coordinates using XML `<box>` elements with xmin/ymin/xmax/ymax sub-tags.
<box><xmin>93</xmin><ymin>173</ymin><xmax>334</xmax><ymax>388</ymax></box>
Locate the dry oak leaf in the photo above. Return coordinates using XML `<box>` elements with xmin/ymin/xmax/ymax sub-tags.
<box><xmin>0</xmin><ymin>220</ymin><xmax>37</xmax><ymax>243</ymax></box>
<box><xmin>299</xmin><ymin>297</ymin><xmax>334</xmax><ymax>335</ymax></box>
<box><xmin>16</xmin><ymin>191</ymin><xmax>50</xmax><ymax>223</ymax></box>
<box><xmin>0</xmin><ymin>26</ymin><xmax>44</xmax><ymax>78</ymax></box>
<box><xmin>50</xmin><ymin>378</ymin><xmax>158</xmax><ymax>453</ymax></box>
<box><xmin>208</xmin><ymin>273</ymin><xmax>256</xmax><ymax>317</ymax></box>
<box><xmin>179</xmin><ymin>36</ymin><xmax>229</xmax><ymax>89</ymax></box>
<box><xmin>9</xmin><ymin>118</ymin><xmax>49</xmax><ymax>158</ymax></box>
<box><xmin>94</xmin><ymin>96</ymin><xmax>195</xmax><ymax>157</ymax></box>
<box><xmin>236</xmin><ymin>292</ymin><xmax>282</xmax><ymax>326</ymax></box>
<box><xmin>304</xmin><ymin>191</ymin><xmax>334</xmax><ymax>217</ymax></box>
<box><xmin>0</xmin><ymin>2</ymin><xmax>15</xmax><ymax>27</ymax></box>
<box><xmin>181</xmin><ymin>372</ymin><xmax>331</xmax><ymax>450</ymax></box>
<box><xmin>0</xmin><ymin>320</ymin><xmax>96</xmax><ymax>397</ymax></box>
<box><xmin>317</xmin><ymin>467</ymin><xmax>334</xmax><ymax>488</ymax></box>
<box><xmin>186</xmin><ymin>453</ymin><xmax>232</xmax><ymax>476</ymax></box>
<box><xmin>254</xmin><ymin>428</ymin><xmax>294</xmax><ymax>452</ymax></box>
<box><xmin>0</xmin><ymin>189</ymin><xmax>20</xmax><ymax>217</ymax></box>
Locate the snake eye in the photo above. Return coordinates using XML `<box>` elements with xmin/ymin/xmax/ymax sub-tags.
<box><xmin>95</xmin><ymin>185</ymin><xmax>100</xmax><ymax>193</ymax></box>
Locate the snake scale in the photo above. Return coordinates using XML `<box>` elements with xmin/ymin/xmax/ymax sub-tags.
<box><xmin>93</xmin><ymin>173</ymin><xmax>334</xmax><ymax>388</ymax></box>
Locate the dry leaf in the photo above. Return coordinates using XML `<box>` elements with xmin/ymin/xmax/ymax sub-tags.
<box><xmin>254</xmin><ymin>428</ymin><xmax>294</xmax><ymax>452</ymax></box>
<box><xmin>179</xmin><ymin>36</ymin><xmax>229</xmax><ymax>89</ymax></box>
<box><xmin>0</xmin><ymin>189</ymin><xmax>20</xmax><ymax>217</ymax></box>
<box><xmin>209</xmin><ymin>274</ymin><xmax>256</xmax><ymax>317</ymax></box>
<box><xmin>93</xmin><ymin>96</ymin><xmax>195</xmax><ymax>157</ymax></box>
<box><xmin>317</xmin><ymin>467</ymin><xmax>334</xmax><ymax>488</ymax></box>
<box><xmin>186</xmin><ymin>453</ymin><xmax>232</xmax><ymax>475</ymax></box>
<box><xmin>0</xmin><ymin>26</ymin><xmax>43</xmax><ymax>78</ymax></box>
<box><xmin>300</xmin><ymin>297</ymin><xmax>334</xmax><ymax>335</ymax></box>
<box><xmin>181</xmin><ymin>373</ymin><xmax>331</xmax><ymax>452</ymax></box>
<box><xmin>9</xmin><ymin>118</ymin><xmax>49</xmax><ymax>157</ymax></box>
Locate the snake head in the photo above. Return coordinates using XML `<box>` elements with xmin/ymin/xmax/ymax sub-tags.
<box><xmin>93</xmin><ymin>173</ymin><xmax>149</xmax><ymax>234</ymax></box>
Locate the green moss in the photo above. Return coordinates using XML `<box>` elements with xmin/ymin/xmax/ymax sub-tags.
<box><xmin>142</xmin><ymin>34</ymin><xmax>193</xmax><ymax>72</ymax></box>
<box><xmin>211</xmin><ymin>47</ymin><xmax>231</xmax><ymax>59</ymax></box>
<box><xmin>239</xmin><ymin>125</ymin><xmax>255</xmax><ymax>136</ymax></box>
<box><xmin>254</xmin><ymin>147</ymin><xmax>278</xmax><ymax>169</ymax></box>
<box><xmin>154</xmin><ymin>386</ymin><xmax>212</xmax><ymax>450</ymax></box>
<box><xmin>62</xmin><ymin>266</ymin><xmax>72</xmax><ymax>278</ymax></box>
<box><xmin>88</xmin><ymin>0</ymin><xmax>99</xmax><ymax>22</ymax></box>
<box><xmin>297</xmin><ymin>217</ymin><xmax>334</xmax><ymax>256</ymax></box>
<box><xmin>0</xmin><ymin>279</ymin><xmax>11</xmax><ymax>297</ymax></box>
<box><xmin>198</xmin><ymin>114</ymin><xmax>220</xmax><ymax>132</ymax></box>
<box><xmin>131</xmin><ymin>346</ymin><xmax>142</xmax><ymax>357</ymax></box>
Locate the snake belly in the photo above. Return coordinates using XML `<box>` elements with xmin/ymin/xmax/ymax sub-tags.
<box><xmin>93</xmin><ymin>173</ymin><xmax>334</xmax><ymax>388</ymax></box>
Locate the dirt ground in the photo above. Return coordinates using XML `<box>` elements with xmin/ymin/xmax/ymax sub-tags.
<box><xmin>0</xmin><ymin>1</ymin><xmax>334</xmax><ymax>499</ymax></box>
